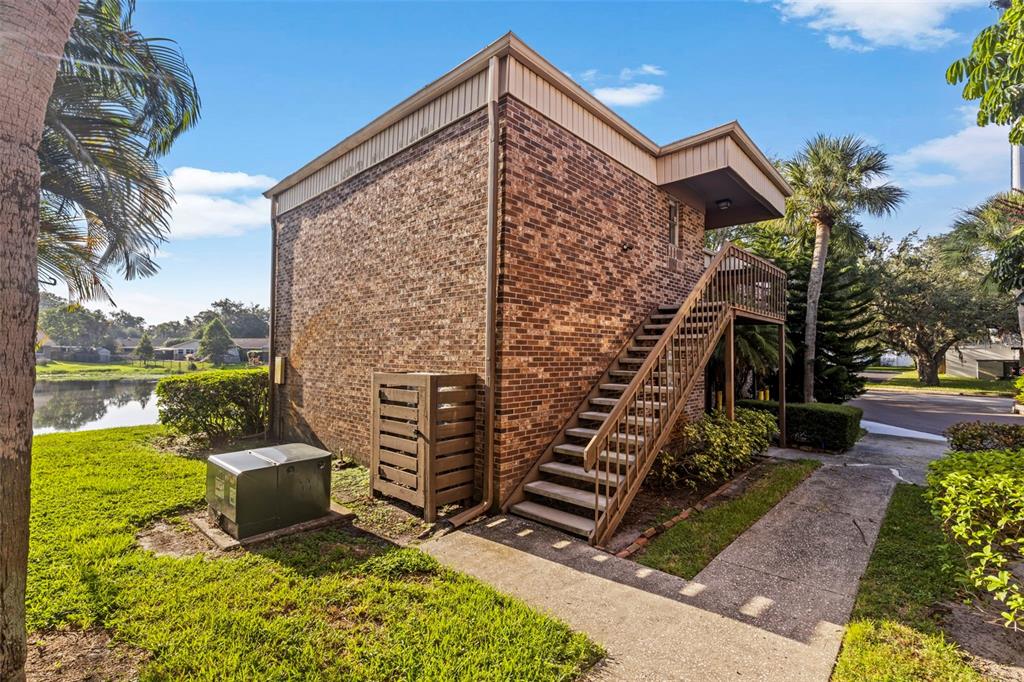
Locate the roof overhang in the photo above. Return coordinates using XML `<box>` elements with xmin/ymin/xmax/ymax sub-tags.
<box><xmin>266</xmin><ymin>32</ymin><xmax>792</xmax><ymax>226</ymax></box>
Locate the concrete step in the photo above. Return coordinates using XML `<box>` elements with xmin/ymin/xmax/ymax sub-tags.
<box><xmin>553</xmin><ymin>443</ymin><xmax>636</xmax><ymax>466</ymax></box>
<box><xmin>565</xmin><ymin>427</ymin><xmax>645</xmax><ymax>444</ymax></box>
<box><xmin>540</xmin><ymin>461</ymin><xmax>621</xmax><ymax>487</ymax></box>
<box><xmin>510</xmin><ymin>501</ymin><xmax>595</xmax><ymax>537</ymax></box>
<box><xmin>525</xmin><ymin>480</ymin><xmax>608</xmax><ymax>511</ymax></box>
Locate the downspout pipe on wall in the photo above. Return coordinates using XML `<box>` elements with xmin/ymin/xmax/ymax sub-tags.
<box><xmin>267</xmin><ymin>196</ymin><xmax>279</xmax><ymax>440</ymax></box>
<box><xmin>446</xmin><ymin>55</ymin><xmax>500</xmax><ymax>531</ymax></box>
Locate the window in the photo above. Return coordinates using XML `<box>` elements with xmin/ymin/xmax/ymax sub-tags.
<box><xmin>668</xmin><ymin>200</ymin><xmax>680</xmax><ymax>247</ymax></box>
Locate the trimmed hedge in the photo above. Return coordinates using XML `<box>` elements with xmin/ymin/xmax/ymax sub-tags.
<box><xmin>927</xmin><ymin>449</ymin><xmax>1024</xmax><ymax>628</ymax></box>
<box><xmin>945</xmin><ymin>421</ymin><xmax>1024</xmax><ymax>452</ymax></box>
<box><xmin>650</xmin><ymin>408</ymin><xmax>778</xmax><ymax>489</ymax></box>
<box><xmin>156</xmin><ymin>368</ymin><xmax>268</xmax><ymax>442</ymax></box>
<box><xmin>738</xmin><ymin>399</ymin><xmax>862</xmax><ymax>451</ymax></box>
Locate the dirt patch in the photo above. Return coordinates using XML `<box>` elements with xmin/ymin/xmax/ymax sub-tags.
<box><xmin>605</xmin><ymin>460</ymin><xmax>774</xmax><ymax>553</ymax></box>
<box><xmin>332</xmin><ymin>462</ymin><xmax>459</xmax><ymax>545</ymax></box>
<box><xmin>26</xmin><ymin>628</ymin><xmax>148</xmax><ymax>681</ymax></box>
<box><xmin>136</xmin><ymin>518</ymin><xmax>222</xmax><ymax>557</ymax></box>
<box><xmin>941</xmin><ymin>600</ymin><xmax>1024</xmax><ymax>681</ymax></box>
<box><xmin>147</xmin><ymin>432</ymin><xmax>278</xmax><ymax>460</ymax></box>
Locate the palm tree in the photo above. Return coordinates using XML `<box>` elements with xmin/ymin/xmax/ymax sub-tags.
<box><xmin>41</xmin><ymin>0</ymin><xmax>200</xmax><ymax>300</ymax></box>
<box><xmin>943</xmin><ymin>191</ymin><xmax>1024</xmax><ymax>351</ymax></box>
<box><xmin>0</xmin><ymin>4</ymin><xmax>80</xmax><ymax>679</ymax></box>
<box><xmin>782</xmin><ymin>135</ymin><xmax>906</xmax><ymax>402</ymax></box>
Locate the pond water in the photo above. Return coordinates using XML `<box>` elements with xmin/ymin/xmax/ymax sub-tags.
<box><xmin>33</xmin><ymin>380</ymin><xmax>160</xmax><ymax>435</ymax></box>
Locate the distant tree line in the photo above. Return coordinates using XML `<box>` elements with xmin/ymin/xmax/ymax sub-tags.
<box><xmin>37</xmin><ymin>296</ymin><xmax>269</xmax><ymax>351</ymax></box>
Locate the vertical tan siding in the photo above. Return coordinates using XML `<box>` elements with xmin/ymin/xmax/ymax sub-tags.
<box><xmin>278</xmin><ymin>70</ymin><xmax>489</xmax><ymax>213</ymax></box>
<box><xmin>506</xmin><ymin>57</ymin><xmax>658</xmax><ymax>182</ymax></box>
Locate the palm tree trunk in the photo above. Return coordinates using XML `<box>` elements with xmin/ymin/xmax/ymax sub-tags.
<box><xmin>803</xmin><ymin>218</ymin><xmax>831</xmax><ymax>402</ymax></box>
<box><xmin>0</xmin><ymin>3</ymin><xmax>79</xmax><ymax>680</ymax></box>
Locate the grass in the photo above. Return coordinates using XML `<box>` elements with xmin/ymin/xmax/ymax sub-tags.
<box><xmin>35</xmin><ymin>360</ymin><xmax>250</xmax><ymax>382</ymax></box>
<box><xmin>637</xmin><ymin>460</ymin><xmax>820</xmax><ymax>579</ymax></box>
<box><xmin>867</xmin><ymin>369</ymin><xmax>1017</xmax><ymax>397</ymax></box>
<box><xmin>29</xmin><ymin>425</ymin><xmax>601</xmax><ymax>680</ymax></box>
<box><xmin>865</xmin><ymin>365</ymin><xmax>907</xmax><ymax>372</ymax></box>
<box><xmin>831</xmin><ymin>484</ymin><xmax>980</xmax><ymax>681</ymax></box>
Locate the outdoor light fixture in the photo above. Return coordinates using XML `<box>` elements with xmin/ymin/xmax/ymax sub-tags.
<box><xmin>620</xmin><ymin>241</ymin><xmax>635</xmax><ymax>252</ymax></box>
<box><xmin>716</xmin><ymin>198</ymin><xmax>733</xmax><ymax>211</ymax></box>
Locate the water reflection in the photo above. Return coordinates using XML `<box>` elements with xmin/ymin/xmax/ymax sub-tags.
<box><xmin>33</xmin><ymin>380</ymin><xmax>159</xmax><ymax>434</ymax></box>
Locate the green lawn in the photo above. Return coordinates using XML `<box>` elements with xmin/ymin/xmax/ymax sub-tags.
<box><xmin>637</xmin><ymin>460</ymin><xmax>820</xmax><ymax>579</ymax></box>
<box><xmin>36</xmin><ymin>360</ymin><xmax>249</xmax><ymax>382</ymax></box>
<box><xmin>867</xmin><ymin>370</ymin><xmax>1017</xmax><ymax>397</ymax></box>
<box><xmin>832</xmin><ymin>485</ymin><xmax>980</xmax><ymax>681</ymax></box>
<box><xmin>29</xmin><ymin>425</ymin><xmax>600</xmax><ymax>679</ymax></box>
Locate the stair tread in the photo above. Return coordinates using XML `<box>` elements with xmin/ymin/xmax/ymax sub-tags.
<box><xmin>526</xmin><ymin>480</ymin><xmax>608</xmax><ymax>511</ymax></box>
<box><xmin>540</xmin><ymin>461</ymin><xmax>621</xmax><ymax>486</ymax></box>
<box><xmin>565</xmin><ymin>427</ymin><xmax>646</xmax><ymax>443</ymax></box>
<box><xmin>580</xmin><ymin>411</ymin><xmax>657</xmax><ymax>425</ymax></box>
<box><xmin>554</xmin><ymin>443</ymin><xmax>636</xmax><ymax>464</ymax></box>
<box><xmin>600</xmin><ymin>383</ymin><xmax>670</xmax><ymax>392</ymax></box>
<box><xmin>511</xmin><ymin>501</ymin><xmax>595</xmax><ymax>537</ymax></box>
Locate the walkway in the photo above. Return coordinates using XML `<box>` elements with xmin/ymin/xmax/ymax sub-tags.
<box><xmin>422</xmin><ymin>434</ymin><xmax>945</xmax><ymax>680</ymax></box>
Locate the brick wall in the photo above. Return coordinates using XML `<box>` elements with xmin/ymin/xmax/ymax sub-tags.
<box><xmin>493</xmin><ymin>96</ymin><xmax>706</xmax><ymax>503</ymax></box>
<box><xmin>272</xmin><ymin>110</ymin><xmax>489</xmax><ymax>464</ymax></box>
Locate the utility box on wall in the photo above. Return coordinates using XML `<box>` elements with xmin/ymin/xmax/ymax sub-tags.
<box><xmin>370</xmin><ymin>372</ymin><xmax>477</xmax><ymax>522</ymax></box>
<box><xmin>207</xmin><ymin>443</ymin><xmax>331</xmax><ymax>539</ymax></box>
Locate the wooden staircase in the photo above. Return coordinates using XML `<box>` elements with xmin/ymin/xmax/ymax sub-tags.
<box><xmin>508</xmin><ymin>243</ymin><xmax>787</xmax><ymax>546</ymax></box>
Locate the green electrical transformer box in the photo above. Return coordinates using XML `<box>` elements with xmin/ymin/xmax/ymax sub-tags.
<box><xmin>207</xmin><ymin>443</ymin><xmax>331</xmax><ymax>539</ymax></box>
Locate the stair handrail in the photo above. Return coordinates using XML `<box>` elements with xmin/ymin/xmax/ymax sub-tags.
<box><xmin>581</xmin><ymin>242</ymin><xmax>739</xmax><ymax>472</ymax></box>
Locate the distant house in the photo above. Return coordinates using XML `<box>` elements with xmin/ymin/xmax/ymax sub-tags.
<box><xmin>155</xmin><ymin>337</ymin><xmax>270</xmax><ymax>364</ymax></box>
<box><xmin>232</xmin><ymin>337</ymin><xmax>270</xmax><ymax>362</ymax></box>
<box><xmin>117</xmin><ymin>337</ymin><xmax>141</xmax><ymax>354</ymax></box>
<box><xmin>945</xmin><ymin>343</ymin><xmax>1021</xmax><ymax>380</ymax></box>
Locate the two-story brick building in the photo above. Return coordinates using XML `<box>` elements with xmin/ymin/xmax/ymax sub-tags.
<box><xmin>264</xmin><ymin>34</ymin><xmax>790</xmax><ymax>545</ymax></box>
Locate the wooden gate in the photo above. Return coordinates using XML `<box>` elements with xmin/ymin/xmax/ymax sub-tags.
<box><xmin>370</xmin><ymin>372</ymin><xmax>477</xmax><ymax>521</ymax></box>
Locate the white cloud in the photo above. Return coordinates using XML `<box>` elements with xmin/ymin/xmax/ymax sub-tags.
<box><xmin>167</xmin><ymin>167</ymin><xmax>275</xmax><ymax>239</ymax></box>
<box><xmin>620</xmin><ymin>64</ymin><xmax>667</xmax><ymax>80</ymax></box>
<box><xmin>592</xmin><ymin>83</ymin><xmax>665</xmax><ymax>107</ymax></box>
<box><xmin>892</xmin><ymin>110</ymin><xmax>1009</xmax><ymax>188</ymax></box>
<box><xmin>577</xmin><ymin>68</ymin><xmax>599</xmax><ymax>84</ymax></box>
<box><xmin>169</xmin><ymin>166</ymin><xmax>276</xmax><ymax>195</ymax></box>
<box><xmin>825</xmin><ymin>34</ymin><xmax>873</xmax><ymax>52</ymax></box>
<box><xmin>772</xmin><ymin>0</ymin><xmax>984</xmax><ymax>51</ymax></box>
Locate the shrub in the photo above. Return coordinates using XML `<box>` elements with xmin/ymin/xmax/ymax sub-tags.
<box><xmin>738</xmin><ymin>399</ymin><xmax>862</xmax><ymax>451</ymax></box>
<box><xmin>650</xmin><ymin>408</ymin><xmax>778</xmax><ymax>489</ymax></box>
<box><xmin>945</xmin><ymin>421</ymin><xmax>1024</xmax><ymax>451</ymax></box>
<box><xmin>1016</xmin><ymin>374</ymin><xmax>1024</xmax><ymax>404</ymax></box>
<box><xmin>156</xmin><ymin>368</ymin><xmax>268</xmax><ymax>442</ymax></box>
<box><xmin>926</xmin><ymin>449</ymin><xmax>1024</xmax><ymax>628</ymax></box>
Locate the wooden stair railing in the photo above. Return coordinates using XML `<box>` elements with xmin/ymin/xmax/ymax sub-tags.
<box><xmin>582</xmin><ymin>242</ymin><xmax>786</xmax><ymax>546</ymax></box>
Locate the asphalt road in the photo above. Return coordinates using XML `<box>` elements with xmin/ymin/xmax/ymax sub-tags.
<box><xmin>848</xmin><ymin>390</ymin><xmax>1024</xmax><ymax>436</ymax></box>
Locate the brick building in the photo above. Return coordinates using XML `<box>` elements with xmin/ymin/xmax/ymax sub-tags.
<box><xmin>265</xmin><ymin>34</ymin><xmax>791</xmax><ymax>544</ymax></box>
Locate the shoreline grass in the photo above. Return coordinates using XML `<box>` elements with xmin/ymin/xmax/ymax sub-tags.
<box><xmin>29</xmin><ymin>425</ymin><xmax>601</xmax><ymax>679</ymax></box>
<box><xmin>866</xmin><ymin>370</ymin><xmax>1016</xmax><ymax>397</ymax></box>
<box><xmin>35</xmin><ymin>360</ymin><xmax>250</xmax><ymax>382</ymax></box>
<box><xmin>637</xmin><ymin>459</ymin><xmax>820</xmax><ymax>579</ymax></box>
<box><xmin>832</xmin><ymin>484</ymin><xmax>979</xmax><ymax>681</ymax></box>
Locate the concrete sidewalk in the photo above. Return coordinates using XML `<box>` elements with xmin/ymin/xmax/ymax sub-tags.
<box><xmin>423</xmin><ymin>434</ymin><xmax>940</xmax><ymax>680</ymax></box>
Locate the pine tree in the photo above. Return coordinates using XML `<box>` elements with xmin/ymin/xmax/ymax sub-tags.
<box><xmin>135</xmin><ymin>332</ymin><xmax>154</xmax><ymax>364</ymax></box>
<box><xmin>783</xmin><ymin>250</ymin><xmax>881</xmax><ymax>403</ymax></box>
<box><xmin>198</xmin><ymin>318</ymin><xmax>233</xmax><ymax>366</ymax></box>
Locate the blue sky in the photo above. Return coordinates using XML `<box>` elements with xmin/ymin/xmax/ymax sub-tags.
<box><xmin>85</xmin><ymin>0</ymin><xmax>1006</xmax><ymax>323</ymax></box>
